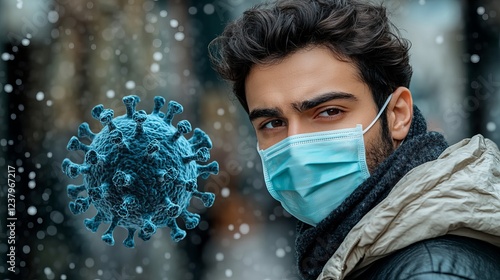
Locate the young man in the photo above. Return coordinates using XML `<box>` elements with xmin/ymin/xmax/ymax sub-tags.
<box><xmin>209</xmin><ymin>0</ymin><xmax>500</xmax><ymax>279</ymax></box>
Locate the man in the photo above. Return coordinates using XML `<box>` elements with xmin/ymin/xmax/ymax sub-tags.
<box><xmin>209</xmin><ymin>0</ymin><xmax>500</xmax><ymax>279</ymax></box>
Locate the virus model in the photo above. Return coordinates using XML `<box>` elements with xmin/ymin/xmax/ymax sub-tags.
<box><xmin>62</xmin><ymin>95</ymin><xmax>219</xmax><ymax>248</ymax></box>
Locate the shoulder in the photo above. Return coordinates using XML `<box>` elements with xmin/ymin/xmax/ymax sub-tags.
<box><xmin>349</xmin><ymin>235</ymin><xmax>500</xmax><ymax>280</ymax></box>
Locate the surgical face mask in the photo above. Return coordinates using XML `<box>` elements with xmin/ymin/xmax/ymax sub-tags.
<box><xmin>257</xmin><ymin>95</ymin><xmax>392</xmax><ymax>226</ymax></box>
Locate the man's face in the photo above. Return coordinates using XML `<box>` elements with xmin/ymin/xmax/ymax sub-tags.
<box><xmin>245</xmin><ymin>46</ymin><xmax>394</xmax><ymax>172</ymax></box>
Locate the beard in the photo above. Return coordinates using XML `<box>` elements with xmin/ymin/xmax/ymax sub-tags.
<box><xmin>365</xmin><ymin>117</ymin><xmax>395</xmax><ymax>174</ymax></box>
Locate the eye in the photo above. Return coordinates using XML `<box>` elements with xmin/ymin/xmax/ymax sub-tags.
<box><xmin>262</xmin><ymin>119</ymin><xmax>286</xmax><ymax>129</ymax></box>
<box><xmin>317</xmin><ymin>108</ymin><xmax>343</xmax><ymax>117</ymax></box>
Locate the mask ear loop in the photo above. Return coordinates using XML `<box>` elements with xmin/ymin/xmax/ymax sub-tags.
<box><xmin>362</xmin><ymin>94</ymin><xmax>393</xmax><ymax>134</ymax></box>
<box><xmin>399</xmin><ymin>138</ymin><xmax>405</xmax><ymax>148</ymax></box>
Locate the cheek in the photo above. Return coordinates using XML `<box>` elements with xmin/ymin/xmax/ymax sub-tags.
<box><xmin>363</xmin><ymin>121</ymin><xmax>382</xmax><ymax>152</ymax></box>
<box><xmin>256</xmin><ymin>133</ymin><xmax>287</xmax><ymax>150</ymax></box>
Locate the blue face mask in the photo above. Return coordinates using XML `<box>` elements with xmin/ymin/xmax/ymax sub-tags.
<box><xmin>257</xmin><ymin>95</ymin><xmax>393</xmax><ymax>226</ymax></box>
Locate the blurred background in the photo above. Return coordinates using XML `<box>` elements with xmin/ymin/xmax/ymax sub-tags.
<box><xmin>0</xmin><ymin>0</ymin><xmax>498</xmax><ymax>279</ymax></box>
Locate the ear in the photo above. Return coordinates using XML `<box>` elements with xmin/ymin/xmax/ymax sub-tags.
<box><xmin>387</xmin><ymin>87</ymin><xmax>413</xmax><ymax>145</ymax></box>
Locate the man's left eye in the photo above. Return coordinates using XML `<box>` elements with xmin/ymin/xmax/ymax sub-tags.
<box><xmin>318</xmin><ymin>108</ymin><xmax>342</xmax><ymax>117</ymax></box>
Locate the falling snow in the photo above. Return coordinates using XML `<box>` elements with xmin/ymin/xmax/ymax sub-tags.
<box><xmin>125</xmin><ymin>80</ymin><xmax>136</xmax><ymax>89</ymax></box>
<box><xmin>487</xmin><ymin>122</ymin><xmax>497</xmax><ymax>132</ymax></box>
<box><xmin>470</xmin><ymin>54</ymin><xmax>480</xmax><ymax>63</ymax></box>
<box><xmin>48</xmin><ymin>11</ymin><xmax>59</xmax><ymax>23</ymax></box>
<box><xmin>1</xmin><ymin>53</ymin><xmax>10</xmax><ymax>61</ymax></box>
<box><xmin>4</xmin><ymin>84</ymin><xmax>13</xmax><ymax>93</ymax></box>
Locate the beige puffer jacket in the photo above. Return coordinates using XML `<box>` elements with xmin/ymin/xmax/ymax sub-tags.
<box><xmin>317</xmin><ymin>134</ymin><xmax>500</xmax><ymax>280</ymax></box>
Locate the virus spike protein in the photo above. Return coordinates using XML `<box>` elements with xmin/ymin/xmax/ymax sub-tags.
<box><xmin>62</xmin><ymin>95</ymin><xmax>219</xmax><ymax>248</ymax></box>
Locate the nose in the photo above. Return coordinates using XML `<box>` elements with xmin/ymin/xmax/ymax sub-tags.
<box><xmin>287</xmin><ymin>119</ymin><xmax>308</xmax><ymax>137</ymax></box>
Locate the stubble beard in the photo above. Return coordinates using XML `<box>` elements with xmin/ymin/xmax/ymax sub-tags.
<box><xmin>366</xmin><ymin>119</ymin><xmax>395</xmax><ymax>174</ymax></box>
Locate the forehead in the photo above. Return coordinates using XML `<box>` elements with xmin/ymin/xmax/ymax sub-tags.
<box><xmin>244</xmin><ymin>46</ymin><xmax>369</xmax><ymax>110</ymax></box>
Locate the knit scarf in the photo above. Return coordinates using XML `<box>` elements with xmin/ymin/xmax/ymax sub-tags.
<box><xmin>295</xmin><ymin>105</ymin><xmax>449</xmax><ymax>280</ymax></box>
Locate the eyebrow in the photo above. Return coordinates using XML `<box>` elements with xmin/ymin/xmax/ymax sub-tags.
<box><xmin>249</xmin><ymin>107</ymin><xmax>283</xmax><ymax>122</ymax></box>
<box><xmin>248</xmin><ymin>91</ymin><xmax>357</xmax><ymax>122</ymax></box>
<box><xmin>292</xmin><ymin>92</ymin><xmax>358</xmax><ymax>112</ymax></box>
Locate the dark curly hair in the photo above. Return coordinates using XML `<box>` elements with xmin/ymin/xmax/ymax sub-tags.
<box><xmin>209</xmin><ymin>0</ymin><xmax>412</xmax><ymax>114</ymax></box>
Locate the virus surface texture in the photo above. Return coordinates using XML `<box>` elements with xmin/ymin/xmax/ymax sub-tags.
<box><xmin>62</xmin><ymin>95</ymin><xmax>219</xmax><ymax>248</ymax></box>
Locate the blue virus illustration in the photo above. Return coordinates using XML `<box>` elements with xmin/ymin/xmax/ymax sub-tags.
<box><xmin>61</xmin><ymin>95</ymin><xmax>219</xmax><ymax>248</ymax></box>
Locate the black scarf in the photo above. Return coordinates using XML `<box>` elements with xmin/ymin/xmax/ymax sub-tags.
<box><xmin>295</xmin><ymin>106</ymin><xmax>449</xmax><ymax>279</ymax></box>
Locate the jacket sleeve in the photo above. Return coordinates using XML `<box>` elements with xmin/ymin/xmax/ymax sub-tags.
<box><xmin>348</xmin><ymin>235</ymin><xmax>500</xmax><ymax>280</ymax></box>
